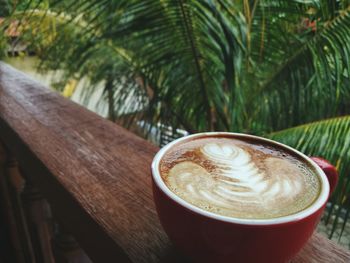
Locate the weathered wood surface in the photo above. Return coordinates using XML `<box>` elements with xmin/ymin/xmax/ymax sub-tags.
<box><xmin>0</xmin><ymin>62</ymin><xmax>349</xmax><ymax>263</ymax></box>
<box><xmin>293</xmin><ymin>233</ymin><xmax>350</xmax><ymax>263</ymax></box>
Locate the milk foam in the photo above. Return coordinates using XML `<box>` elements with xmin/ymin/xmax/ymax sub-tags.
<box><xmin>160</xmin><ymin>137</ymin><xmax>321</xmax><ymax>219</ymax></box>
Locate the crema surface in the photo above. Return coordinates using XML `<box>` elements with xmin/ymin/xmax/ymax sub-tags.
<box><xmin>159</xmin><ymin>136</ymin><xmax>321</xmax><ymax>219</ymax></box>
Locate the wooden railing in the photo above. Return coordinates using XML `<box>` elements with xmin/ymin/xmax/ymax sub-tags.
<box><xmin>0</xmin><ymin>62</ymin><xmax>349</xmax><ymax>263</ymax></box>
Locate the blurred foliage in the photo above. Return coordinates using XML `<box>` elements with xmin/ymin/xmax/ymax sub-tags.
<box><xmin>0</xmin><ymin>0</ymin><xmax>9</xmax><ymax>59</ymax></box>
<box><xmin>0</xmin><ymin>0</ymin><xmax>11</xmax><ymax>16</ymax></box>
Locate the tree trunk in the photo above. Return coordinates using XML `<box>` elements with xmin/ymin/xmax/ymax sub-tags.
<box><xmin>105</xmin><ymin>74</ymin><xmax>116</xmax><ymax>122</ymax></box>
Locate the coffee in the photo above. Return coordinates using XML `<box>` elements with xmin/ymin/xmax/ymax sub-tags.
<box><xmin>159</xmin><ymin>135</ymin><xmax>321</xmax><ymax>219</ymax></box>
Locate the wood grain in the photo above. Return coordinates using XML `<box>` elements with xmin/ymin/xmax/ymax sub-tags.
<box><xmin>0</xmin><ymin>62</ymin><xmax>349</xmax><ymax>262</ymax></box>
<box><xmin>293</xmin><ymin>233</ymin><xmax>350</xmax><ymax>263</ymax></box>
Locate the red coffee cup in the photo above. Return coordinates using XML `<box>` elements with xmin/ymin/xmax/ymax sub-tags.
<box><xmin>151</xmin><ymin>133</ymin><xmax>338</xmax><ymax>263</ymax></box>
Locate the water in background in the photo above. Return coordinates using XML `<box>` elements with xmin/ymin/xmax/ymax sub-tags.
<box><xmin>4</xmin><ymin>56</ymin><xmax>108</xmax><ymax>117</ymax></box>
<box><xmin>3</xmin><ymin>56</ymin><xmax>169</xmax><ymax>145</ymax></box>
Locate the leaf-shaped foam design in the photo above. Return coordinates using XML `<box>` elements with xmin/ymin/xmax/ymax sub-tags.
<box><xmin>201</xmin><ymin>143</ymin><xmax>301</xmax><ymax>200</ymax></box>
<box><xmin>166</xmin><ymin>142</ymin><xmax>317</xmax><ymax>219</ymax></box>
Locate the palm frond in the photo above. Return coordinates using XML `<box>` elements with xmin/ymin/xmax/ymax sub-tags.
<box><xmin>104</xmin><ymin>0</ymin><xmax>247</xmax><ymax>131</ymax></box>
<box><xmin>268</xmin><ymin>116</ymin><xmax>350</xmax><ymax>238</ymax></box>
<box><xmin>247</xmin><ymin>3</ymin><xmax>350</xmax><ymax>132</ymax></box>
<box><xmin>19</xmin><ymin>1</ymin><xmax>250</xmax><ymax>134</ymax></box>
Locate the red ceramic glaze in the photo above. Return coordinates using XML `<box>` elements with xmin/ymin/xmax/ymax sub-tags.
<box><xmin>310</xmin><ymin>157</ymin><xmax>338</xmax><ymax>196</ymax></box>
<box><xmin>151</xmin><ymin>133</ymin><xmax>338</xmax><ymax>263</ymax></box>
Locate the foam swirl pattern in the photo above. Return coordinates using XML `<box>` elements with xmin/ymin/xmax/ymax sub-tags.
<box><xmin>160</xmin><ymin>138</ymin><xmax>321</xmax><ymax>219</ymax></box>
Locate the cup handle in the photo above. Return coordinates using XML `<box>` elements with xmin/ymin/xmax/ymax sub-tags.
<box><xmin>310</xmin><ymin>157</ymin><xmax>338</xmax><ymax>196</ymax></box>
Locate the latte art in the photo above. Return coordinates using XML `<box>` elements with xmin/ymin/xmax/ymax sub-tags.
<box><xmin>202</xmin><ymin>143</ymin><xmax>303</xmax><ymax>202</ymax></box>
<box><xmin>160</xmin><ymin>137</ymin><xmax>321</xmax><ymax>219</ymax></box>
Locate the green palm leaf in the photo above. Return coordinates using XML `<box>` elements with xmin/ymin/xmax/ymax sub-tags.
<box><xmin>248</xmin><ymin>3</ymin><xmax>350</xmax><ymax>133</ymax></box>
<box><xmin>268</xmin><ymin>115</ymin><xmax>350</xmax><ymax>238</ymax></box>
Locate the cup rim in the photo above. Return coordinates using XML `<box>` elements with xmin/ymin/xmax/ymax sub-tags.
<box><xmin>151</xmin><ymin>132</ymin><xmax>330</xmax><ymax>225</ymax></box>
